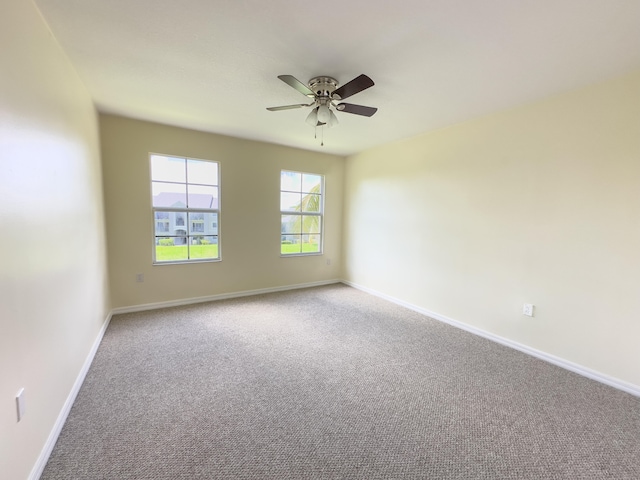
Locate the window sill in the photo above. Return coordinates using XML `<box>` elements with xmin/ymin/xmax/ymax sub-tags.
<box><xmin>280</xmin><ymin>252</ymin><xmax>323</xmax><ymax>258</ymax></box>
<box><xmin>153</xmin><ymin>258</ymin><xmax>222</xmax><ymax>266</ymax></box>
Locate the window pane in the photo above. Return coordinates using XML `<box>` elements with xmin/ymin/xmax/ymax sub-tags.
<box><xmin>190</xmin><ymin>235</ymin><xmax>218</xmax><ymax>259</ymax></box>
<box><xmin>301</xmin><ymin>194</ymin><xmax>321</xmax><ymax>212</ymax></box>
<box><xmin>155</xmin><ymin>237</ymin><xmax>188</xmax><ymax>262</ymax></box>
<box><xmin>302</xmin><ymin>174</ymin><xmax>321</xmax><ymax>193</ymax></box>
<box><xmin>152</xmin><ymin>182</ymin><xmax>187</xmax><ymax>207</ymax></box>
<box><xmin>281</xmin><ymin>171</ymin><xmax>301</xmax><ymax>192</ymax></box>
<box><xmin>281</xmin><ymin>192</ymin><xmax>300</xmax><ymax>211</ymax></box>
<box><xmin>151</xmin><ymin>155</ymin><xmax>186</xmax><ymax>183</ymax></box>
<box><xmin>281</xmin><ymin>235</ymin><xmax>301</xmax><ymax>254</ymax></box>
<box><xmin>188</xmin><ymin>185</ymin><xmax>218</xmax><ymax>208</ymax></box>
<box><xmin>154</xmin><ymin>211</ymin><xmax>186</xmax><ymax>235</ymax></box>
<box><xmin>302</xmin><ymin>234</ymin><xmax>320</xmax><ymax>253</ymax></box>
<box><xmin>302</xmin><ymin>215</ymin><xmax>321</xmax><ymax>234</ymax></box>
<box><xmin>281</xmin><ymin>214</ymin><xmax>301</xmax><ymax>234</ymax></box>
<box><xmin>187</xmin><ymin>159</ymin><xmax>218</xmax><ymax>186</ymax></box>
<box><xmin>188</xmin><ymin>212</ymin><xmax>217</xmax><ymax>234</ymax></box>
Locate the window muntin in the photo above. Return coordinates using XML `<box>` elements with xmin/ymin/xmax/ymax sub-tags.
<box><xmin>280</xmin><ymin>170</ymin><xmax>323</xmax><ymax>255</ymax></box>
<box><xmin>151</xmin><ymin>155</ymin><xmax>220</xmax><ymax>263</ymax></box>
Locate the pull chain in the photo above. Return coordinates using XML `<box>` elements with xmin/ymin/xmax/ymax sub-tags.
<box><xmin>313</xmin><ymin>125</ymin><xmax>325</xmax><ymax>146</ymax></box>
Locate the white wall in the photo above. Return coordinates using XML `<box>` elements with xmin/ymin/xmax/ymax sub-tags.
<box><xmin>0</xmin><ymin>1</ymin><xmax>110</xmax><ymax>478</ymax></box>
<box><xmin>343</xmin><ymin>70</ymin><xmax>640</xmax><ymax>389</ymax></box>
<box><xmin>100</xmin><ymin>115</ymin><xmax>343</xmax><ymax>309</ymax></box>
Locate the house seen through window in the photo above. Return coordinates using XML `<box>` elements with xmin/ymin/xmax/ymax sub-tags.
<box><xmin>280</xmin><ymin>170</ymin><xmax>323</xmax><ymax>255</ymax></box>
<box><xmin>151</xmin><ymin>154</ymin><xmax>220</xmax><ymax>263</ymax></box>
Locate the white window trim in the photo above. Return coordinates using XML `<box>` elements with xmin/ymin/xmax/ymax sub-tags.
<box><xmin>280</xmin><ymin>170</ymin><xmax>325</xmax><ymax>257</ymax></box>
<box><xmin>150</xmin><ymin>153</ymin><xmax>221</xmax><ymax>265</ymax></box>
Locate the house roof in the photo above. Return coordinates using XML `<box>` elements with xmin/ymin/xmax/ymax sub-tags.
<box><xmin>153</xmin><ymin>193</ymin><xmax>218</xmax><ymax>209</ymax></box>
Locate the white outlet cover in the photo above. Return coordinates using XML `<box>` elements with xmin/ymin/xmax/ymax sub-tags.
<box><xmin>523</xmin><ymin>304</ymin><xmax>534</xmax><ymax>317</ymax></box>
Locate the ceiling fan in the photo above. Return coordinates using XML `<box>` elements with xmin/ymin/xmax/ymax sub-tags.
<box><xmin>266</xmin><ymin>74</ymin><xmax>378</xmax><ymax>129</ymax></box>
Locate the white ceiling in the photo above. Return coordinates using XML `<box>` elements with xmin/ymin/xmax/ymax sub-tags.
<box><xmin>34</xmin><ymin>0</ymin><xmax>640</xmax><ymax>156</ymax></box>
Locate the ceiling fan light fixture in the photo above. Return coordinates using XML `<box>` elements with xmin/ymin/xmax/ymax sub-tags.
<box><xmin>305</xmin><ymin>107</ymin><xmax>318</xmax><ymax>126</ymax></box>
<box><xmin>317</xmin><ymin>104</ymin><xmax>331</xmax><ymax>124</ymax></box>
<box><xmin>328</xmin><ymin>110</ymin><xmax>338</xmax><ymax>128</ymax></box>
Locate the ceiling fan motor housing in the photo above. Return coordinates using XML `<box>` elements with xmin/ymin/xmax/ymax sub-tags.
<box><xmin>309</xmin><ymin>76</ymin><xmax>339</xmax><ymax>101</ymax></box>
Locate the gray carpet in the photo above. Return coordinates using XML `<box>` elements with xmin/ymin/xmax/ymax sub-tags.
<box><xmin>42</xmin><ymin>284</ymin><xmax>640</xmax><ymax>479</ymax></box>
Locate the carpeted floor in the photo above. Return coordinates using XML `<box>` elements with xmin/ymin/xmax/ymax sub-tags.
<box><xmin>42</xmin><ymin>284</ymin><xmax>640</xmax><ymax>479</ymax></box>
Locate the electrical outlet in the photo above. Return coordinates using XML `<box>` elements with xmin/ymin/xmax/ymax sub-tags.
<box><xmin>523</xmin><ymin>304</ymin><xmax>534</xmax><ymax>317</ymax></box>
<box><xmin>16</xmin><ymin>388</ymin><xmax>25</xmax><ymax>422</ymax></box>
<box><xmin>326</xmin><ymin>258</ymin><xmax>331</xmax><ymax>266</ymax></box>
<box><xmin>136</xmin><ymin>273</ymin><xmax>144</xmax><ymax>283</ymax></box>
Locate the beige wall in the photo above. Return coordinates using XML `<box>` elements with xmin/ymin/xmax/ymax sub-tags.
<box><xmin>0</xmin><ymin>1</ymin><xmax>110</xmax><ymax>478</ymax></box>
<box><xmin>343</xmin><ymin>70</ymin><xmax>640</xmax><ymax>388</ymax></box>
<box><xmin>100</xmin><ymin>115</ymin><xmax>343</xmax><ymax>308</ymax></box>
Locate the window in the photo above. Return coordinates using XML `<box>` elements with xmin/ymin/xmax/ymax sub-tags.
<box><xmin>280</xmin><ymin>170</ymin><xmax>323</xmax><ymax>255</ymax></box>
<box><xmin>191</xmin><ymin>213</ymin><xmax>205</xmax><ymax>232</ymax></box>
<box><xmin>151</xmin><ymin>154</ymin><xmax>220</xmax><ymax>263</ymax></box>
<box><xmin>156</xmin><ymin>212</ymin><xmax>170</xmax><ymax>232</ymax></box>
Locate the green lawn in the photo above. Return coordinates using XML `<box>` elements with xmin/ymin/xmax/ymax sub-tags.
<box><xmin>156</xmin><ymin>243</ymin><xmax>318</xmax><ymax>260</ymax></box>
<box><xmin>156</xmin><ymin>244</ymin><xmax>219</xmax><ymax>261</ymax></box>
<box><xmin>281</xmin><ymin>243</ymin><xmax>319</xmax><ymax>254</ymax></box>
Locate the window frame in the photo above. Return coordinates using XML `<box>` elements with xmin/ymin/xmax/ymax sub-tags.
<box><xmin>150</xmin><ymin>153</ymin><xmax>221</xmax><ymax>265</ymax></box>
<box><xmin>280</xmin><ymin>169</ymin><xmax>324</xmax><ymax>257</ymax></box>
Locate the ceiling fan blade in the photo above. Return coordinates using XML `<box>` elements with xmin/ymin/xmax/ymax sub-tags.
<box><xmin>267</xmin><ymin>103</ymin><xmax>312</xmax><ymax>111</ymax></box>
<box><xmin>278</xmin><ymin>75</ymin><xmax>315</xmax><ymax>98</ymax></box>
<box><xmin>332</xmin><ymin>74</ymin><xmax>374</xmax><ymax>100</ymax></box>
<box><xmin>336</xmin><ymin>103</ymin><xmax>378</xmax><ymax>117</ymax></box>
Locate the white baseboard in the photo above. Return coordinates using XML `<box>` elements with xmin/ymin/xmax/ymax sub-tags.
<box><xmin>342</xmin><ymin>280</ymin><xmax>640</xmax><ymax>398</ymax></box>
<box><xmin>30</xmin><ymin>278</ymin><xmax>638</xmax><ymax>479</ymax></box>
<box><xmin>29</xmin><ymin>311</ymin><xmax>113</xmax><ymax>480</ymax></box>
<box><xmin>111</xmin><ymin>279</ymin><xmax>342</xmax><ymax>315</ymax></box>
